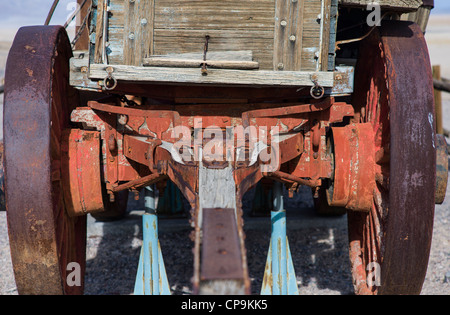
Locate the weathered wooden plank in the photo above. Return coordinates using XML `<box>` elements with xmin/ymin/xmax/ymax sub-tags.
<box><xmin>94</xmin><ymin>0</ymin><xmax>106</xmax><ymax>63</ymax></box>
<box><xmin>143</xmin><ymin>51</ymin><xmax>259</xmax><ymax>69</ymax></box>
<box><xmin>123</xmin><ymin>0</ymin><xmax>155</xmax><ymax>66</ymax></box>
<box><xmin>104</xmin><ymin>0</ymin><xmax>331</xmax><ymax>72</ymax></box>
<box><xmin>148</xmin><ymin>51</ymin><xmax>254</xmax><ymax>61</ymax></box>
<box><xmin>143</xmin><ymin>58</ymin><xmax>259</xmax><ymax>70</ymax></box>
<box><xmin>328</xmin><ymin>0</ymin><xmax>339</xmax><ymax>71</ymax></box>
<box><xmin>154</xmin><ymin>0</ymin><xmax>275</xmax><ymax>30</ymax></box>
<box><xmin>273</xmin><ymin>0</ymin><xmax>304</xmax><ymax>71</ymax></box>
<box><xmin>89</xmin><ymin>64</ymin><xmax>335</xmax><ymax>87</ymax></box>
<box><xmin>153</xmin><ymin>29</ymin><xmax>274</xmax><ymax>70</ymax></box>
<box><xmin>339</xmin><ymin>0</ymin><xmax>422</xmax><ymax>10</ymax></box>
<box><xmin>272</xmin><ymin>0</ymin><xmax>325</xmax><ymax>72</ymax></box>
<box><xmin>70</xmin><ymin>52</ymin><xmax>102</xmax><ymax>90</ymax></box>
<box><xmin>320</xmin><ymin>0</ymin><xmax>332</xmax><ymax>71</ymax></box>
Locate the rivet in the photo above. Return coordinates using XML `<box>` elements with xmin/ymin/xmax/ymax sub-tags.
<box><xmin>277</xmin><ymin>63</ymin><xmax>284</xmax><ymax>70</ymax></box>
<box><xmin>128</xmin><ymin>32</ymin><xmax>135</xmax><ymax>40</ymax></box>
<box><xmin>141</xmin><ymin>18</ymin><xmax>148</xmax><ymax>25</ymax></box>
<box><xmin>118</xmin><ymin>114</ymin><xmax>128</xmax><ymax>125</ymax></box>
<box><xmin>289</xmin><ymin>35</ymin><xmax>296</xmax><ymax>42</ymax></box>
<box><xmin>280</xmin><ymin>20</ymin><xmax>287</xmax><ymax>27</ymax></box>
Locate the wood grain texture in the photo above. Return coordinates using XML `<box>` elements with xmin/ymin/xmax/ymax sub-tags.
<box><xmin>123</xmin><ymin>0</ymin><xmax>154</xmax><ymax>66</ymax></box>
<box><xmin>94</xmin><ymin>0</ymin><xmax>105</xmax><ymax>63</ymax></box>
<box><xmin>97</xmin><ymin>0</ymin><xmax>336</xmax><ymax>82</ymax></box>
<box><xmin>89</xmin><ymin>63</ymin><xmax>335</xmax><ymax>87</ymax></box>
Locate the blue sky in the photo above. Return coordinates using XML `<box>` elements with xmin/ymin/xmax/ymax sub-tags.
<box><xmin>435</xmin><ymin>0</ymin><xmax>450</xmax><ymax>13</ymax></box>
<box><xmin>0</xmin><ymin>0</ymin><xmax>449</xmax><ymax>29</ymax></box>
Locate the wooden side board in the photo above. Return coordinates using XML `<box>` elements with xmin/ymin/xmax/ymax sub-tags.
<box><xmin>104</xmin><ymin>0</ymin><xmax>329</xmax><ymax>72</ymax></box>
<box><xmin>88</xmin><ymin>63</ymin><xmax>335</xmax><ymax>87</ymax></box>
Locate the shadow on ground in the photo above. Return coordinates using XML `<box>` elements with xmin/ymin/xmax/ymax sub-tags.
<box><xmin>84</xmin><ymin>186</ymin><xmax>353</xmax><ymax>295</ymax></box>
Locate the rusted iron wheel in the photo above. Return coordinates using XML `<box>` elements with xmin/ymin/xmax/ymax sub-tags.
<box><xmin>4</xmin><ymin>26</ymin><xmax>86</xmax><ymax>294</ymax></box>
<box><xmin>348</xmin><ymin>21</ymin><xmax>436</xmax><ymax>295</ymax></box>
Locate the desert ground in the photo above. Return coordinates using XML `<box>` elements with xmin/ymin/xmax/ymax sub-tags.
<box><xmin>0</xmin><ymin>14</ymin><xmax>449</xmax><ymax>295</ymax></box>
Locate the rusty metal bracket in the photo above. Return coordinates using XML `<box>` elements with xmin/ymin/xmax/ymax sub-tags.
<box><xmin>328</xmin><ymin>123</ymin><xmax>375</xmax><ymax>212</ymax></box>
<box><xmin>200</xmin><ymin>208</ymin><xmax>244</xmax><ymax>282</ymax></box>
<box><xmin>61</xmin><ymin>129</ymin><xmax>104</xmax><ymax>217</ymax></box>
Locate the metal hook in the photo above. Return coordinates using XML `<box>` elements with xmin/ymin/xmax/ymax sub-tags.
<box><xmin>310</xmin><ymin>74</ymin><xmax>325</xmax><ymax>99</ymax></box>
<box><xmin>104</xmin><ymin>66</ymin><xmax>117</xmax><ymax>91</ymax></box>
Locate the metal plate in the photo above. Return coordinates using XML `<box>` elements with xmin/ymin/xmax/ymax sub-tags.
<box><xmin>200</xmin><ymin>208</ymin><xmax>244</xmax><ymax>280</ymax></box>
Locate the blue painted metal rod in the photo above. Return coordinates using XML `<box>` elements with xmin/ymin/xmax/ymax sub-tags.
<box><xmin>144</xmin><ymin>185</ymin><xmax>160</xmax><ymax>295</ymax></box>
<box><xmin>134</xmin><ymin>185</ymin><xmax>171</xmax><ymax>295</ymax></box>
<box><xmin>271</xmin><ymin>181</ymin><xmax>287</xmax><ymax>295</ymax></box>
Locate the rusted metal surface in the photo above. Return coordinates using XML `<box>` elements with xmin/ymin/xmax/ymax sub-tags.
<box><xmin>200</xmin><ymin>208</ymin><xmax>244</xmax><ymax>281</ymax></box>
<box><xmin>4</xmin><ymin>26</ymin><xmax>86</xmax><ymax>294</ymax></box>
<box><xmin>265</xmin><ymin>171</ymin><xmax>321</xmax><ymax>188</ymax></box>
<box><xmin>347</xmin><ymin>21</ymin><xmax>436</xmax><ymax>295</ymax></box>
<box><xmin>435</xmin><ymin>134</ymin><xmax>448</xmax><ymax>204</ymax></box>
<box><xmin>61</xmin><ymin>129</ymin><xmax>104</xmax><ymax>217</ymax></box>
<box><xmin>328</xmin><ymin>123</ymin><xmax>375</xmax><ymax>212</ymax></box>
<box><xmin>112</xmin><ymin>173</ymin><xmax>167</xmax><ymax>192</ymax></box>
<box><xmin>70</xmin><ymin>91</ymin><xmax>361</xmax><ymax>294</ymax></box>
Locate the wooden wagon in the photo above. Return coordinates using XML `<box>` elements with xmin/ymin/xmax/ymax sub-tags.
<box><xmin>3</xmin><ymin>0</ymin><xmax>448</xmax><ymax>295</ymax></box>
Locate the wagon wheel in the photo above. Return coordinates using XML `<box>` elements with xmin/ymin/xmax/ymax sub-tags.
<box><xmin>348</xmin><ymin>21</ymin><xmax>436</xmax><ymax>295</ymax></box>
<box><xmin>4</xmin><ymin>26</ymin><xmax>86</xmax><ymax>294</ymax></box>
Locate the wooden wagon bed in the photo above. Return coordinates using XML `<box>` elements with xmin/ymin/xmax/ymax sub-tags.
<box><xmin>71</xmin><ymin>0</ymin><xmax>424</xmax><ymax>90</ymax></box>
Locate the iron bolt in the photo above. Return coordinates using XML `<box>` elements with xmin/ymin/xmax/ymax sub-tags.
<box><xmin>289</xmin><ymin>35</ymin><xmax>296</xmax><ymax>42</ymax></box>
<box><xmin>277</xmin><ymin>63</ymin><xmax>284</xmax><ymax>70</ymax></box>
<box><xmin>128</xmin><ymin>33</ymin><xmax>135</xmax><ymax>40</ymax></box>
<box><xmin>280</xmin><ymin>20</ymin><xmax>287</xmax><ymax>27</ymax></box>
<box><xmin>118</xmin><ymin>114</ymin><xmax>128</xmax><ymax>125</ymax></box>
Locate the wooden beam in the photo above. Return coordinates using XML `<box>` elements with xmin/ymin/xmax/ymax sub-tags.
<box><xmin>143</xmin><ymin>58</ymin><xmax>259</xmax><ymax>70</ymax></box>
<box><xmin>434</xmin><ymin>79</ymin><xmax>450</xmax><ymax>93</ymax></box>
<box><xmin>89</xmin><ymin>64</ymin><xmax>335</xmax><ymax>87</ymax></box>
<box><xmin>320</xmin><ymin>0</ymin><xmax>332</xmax><ymax>71</ymax></box>
<box><xmin>94</xmin><ymin>0</ymin><xmax>106</xmax><ymax>64</ymax></box>
<box><xmin>123</xmin><ymin>0</ymin><xmax>155</xmax><ymax>66</ymax></box>
<box><xmin>433</xmin><ymin>65</ymin><xmax>443</xmax><ymax>135</ymax></box>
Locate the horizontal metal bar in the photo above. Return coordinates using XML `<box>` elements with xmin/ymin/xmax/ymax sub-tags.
<box><xmin>434</xmin><ymin>78</ymin><xmax>450</xmax><ymax>93</ymax></box>
<box><xmin>112</xmin><ymin>173</ymin><xmax>167</xmax><ymax>192</ymax></box>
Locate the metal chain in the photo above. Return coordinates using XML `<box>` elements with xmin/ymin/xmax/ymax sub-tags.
<box><xmin>71</xmin><ymin>6</ymin><xmax>92</xmax><ymax>49</ymax></box>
